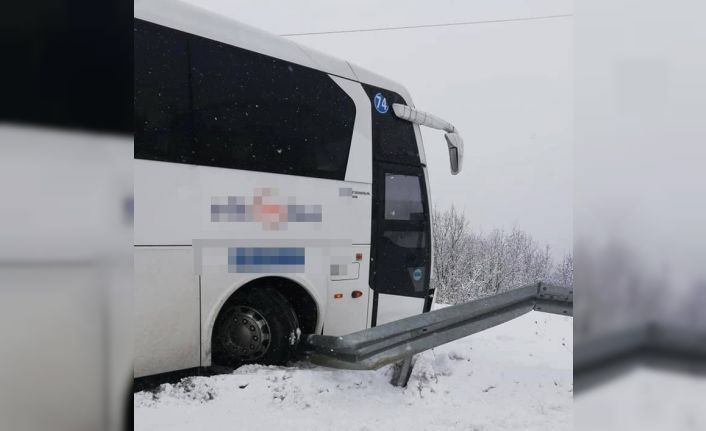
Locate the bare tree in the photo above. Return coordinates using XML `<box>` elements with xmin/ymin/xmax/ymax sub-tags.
<box><xmin>431</xmin><ymin>205</ymin><xmax>470</xmax><ymax>303</ymax></box>
<box><xmin>550</xmin><ymin>253</ymin><xmax>574</xmax><ymax>287</ymax></box>
<box><xmin>432</xmin><ymin>206</ymin><xmax>569</xmax><ymax>304</ymax></box>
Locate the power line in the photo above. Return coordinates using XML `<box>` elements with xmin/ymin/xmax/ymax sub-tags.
<box><xmin>280</xmin><ymin>13</ymin><xmax>573</xmax><ymax>37</ymax></box>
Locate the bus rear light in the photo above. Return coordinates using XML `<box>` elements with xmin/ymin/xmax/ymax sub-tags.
<box><xmin>355</xmin><ymin>253</ymin><xmax>363</xmax><ymax>261</ymax></box>
<box><xmin>334</xmin><ymin>293</ymin><xmax>343</xmax><ymax>299</ymax></box>
<box><xmin>351</xmin><ymin>290</ymin><xmax>363</xmax><ymax>298</ymax></box>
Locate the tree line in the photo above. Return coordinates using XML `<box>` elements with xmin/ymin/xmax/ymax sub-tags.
<box><xmin>432</xmin><ymin>206</ymin><xmax>573</xmax><ymax>304</ymax></box>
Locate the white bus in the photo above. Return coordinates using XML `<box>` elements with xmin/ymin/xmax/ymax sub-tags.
<box><xmin>134</xmin><ymin>0</ymin><xmax>463</xmax><ymax>378</ymax></box>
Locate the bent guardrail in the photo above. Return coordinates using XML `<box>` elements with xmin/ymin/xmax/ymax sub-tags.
<box><xmin>300</xmin><ymin>282</ymin><xmax>572</xmax><ymax>371</ymax></box>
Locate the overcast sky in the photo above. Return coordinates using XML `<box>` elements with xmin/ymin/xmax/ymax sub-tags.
<box><xmin>185</xmin><ymin>0</ymin><xmax>573</xmax><ymax>256</ymax></box>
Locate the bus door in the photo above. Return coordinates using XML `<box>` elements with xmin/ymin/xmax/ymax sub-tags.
<box><xmin>370</xmin><ymin>162</ymin><xmax>431</xmax><ymax>326</ymax></box>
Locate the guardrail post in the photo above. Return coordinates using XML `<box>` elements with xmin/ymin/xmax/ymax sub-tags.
<box><xmin>390</xmin><ymin>355</ymin><xmax>414</xmax><ymax>387</ymax></box>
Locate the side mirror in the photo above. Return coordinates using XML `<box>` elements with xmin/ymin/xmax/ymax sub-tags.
<box><xmin>391</xmin><ymin>103</ymin><xmax>464</xmax><ymax>175</ymax></box>
<box><xmin>444</xmin><ymin>132</ymin><xmax>464</xmax><ymax>175</ymax></box>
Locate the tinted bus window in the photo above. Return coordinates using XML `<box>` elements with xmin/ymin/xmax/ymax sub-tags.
<box><xmin>134</xmin><ymin>19</ymin><xmax>194</xmax><ymax>164</ymax></box>
<box><xmin>384</xmin><ymin>174</ymin><xmax>424</xmax><ymax>221</ymax></box>
<box><xmin>363</xmin><ymin>85</ymin><xmax>419</xmax><ymax>165</ymax></box>
<box><xmin>370</xmin><ymin>163</ymin><xmax>431</xmax><ymax>300</ymax></box>
<box><xmin>134</xmin><ymin>19</ymin><xmax>356</xmax><ymax>180</ymax></box>
<box><xmin>189</xmin><ymin>35</ymin><xmax>355</xmax><ymax>179</ymax></box>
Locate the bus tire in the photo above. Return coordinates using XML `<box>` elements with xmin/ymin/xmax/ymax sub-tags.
<box><xmin>213</xmin><ymin>287</ymin><xmax>300</xmax><ymax>366</ymax></box>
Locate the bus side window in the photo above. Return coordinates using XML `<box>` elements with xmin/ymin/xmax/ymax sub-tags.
<box><xmin>134</xmin><ymin>19</ymin><xmax>194</xmax><ymax>164</ymax></box>
<box><xmin>189</xmin><ymin>35</ymin><xmax>355</xmax><ymax>180</ymax></box>
<box><xmin>384</xmin><ymin>174</ymin><xmax>424</xmax><ymax>221</ymax></box>
<box><xmin>134</xmin><ymin>18</ymin><xmax>357</xmax><ymax>181</ymax></box>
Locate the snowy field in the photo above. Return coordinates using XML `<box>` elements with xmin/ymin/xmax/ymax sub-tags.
<box><xmin>135</xmin><ymin>311</ymin><xmax>572</xmax><ymax>431</ymax></box>
<box><xmin>575</xmin><ymin>366</ymin><xmax>706</xmax><ymax>431</ymax></box>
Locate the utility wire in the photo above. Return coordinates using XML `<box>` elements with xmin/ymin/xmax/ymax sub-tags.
<box><xmin>280</xmin><ymin>13</ymin><xmax>572</xmax><ymax>37</ymax></box>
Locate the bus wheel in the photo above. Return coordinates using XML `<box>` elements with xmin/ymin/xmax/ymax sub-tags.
<box><xmin>213</xmin><ymin>287</ymin><xmax>300</xmax><ymax>366</ymax></box>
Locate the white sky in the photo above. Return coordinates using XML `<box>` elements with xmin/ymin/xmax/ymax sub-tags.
<box><xmin>574</xmin><ymin>1</ymin><xmax>706</xmax><ymax>299</ymax></box>
<box><xmin>185</xmin><ymin>0</ymin><xmax>574</xmax><ymax>256</ymax></box>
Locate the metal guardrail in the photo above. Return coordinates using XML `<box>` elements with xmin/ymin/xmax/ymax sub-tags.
<box><xmin>300</xmin><ymin>282</ymin><xmax>572</xmax><ymax>371</ymax></box>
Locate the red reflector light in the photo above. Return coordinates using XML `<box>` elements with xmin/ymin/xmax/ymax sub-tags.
<box><xmin>334</xmin><ymin>293</ymin><xmax>343</xmax><ymax>299</ymax></box>
<box><xmin>355</xmin><ymin>253</ymin><xmax>363</xmax><ymax>261</ymax></box>
<box><xmin>351</xmin><ymin>290</ymin><xmax>363</xmax><ymax>298</ymax></box>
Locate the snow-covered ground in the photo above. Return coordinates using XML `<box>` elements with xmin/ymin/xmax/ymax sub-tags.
<box><xmin>135</xmin><ymin>311</ymin><xmax>573</xmax><ymax>431</ymax></box>
<box><xmin>575</xmin><ymin>366</ymin><xmax>706</xmax><ymax>431</ymax></box>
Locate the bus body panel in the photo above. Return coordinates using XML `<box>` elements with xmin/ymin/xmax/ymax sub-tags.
<box><xmin>330</xmin><ymin>75</ymin><xmax>373</xmax><ymax>184</ymax></box>
<box><xmin>134</xmin><ymin>160</ymin><xmax>372</xmax><ymax>246</ymax></box>
<box><xmin>347</xmin><ymin>62</ymin><xmax>415</xmax><ymax>109</ymax></box>
<box><xmin>134</xmin><ymin>247</ymin><xmax>200</xmax><ymax>378</ymax></box>
<box><xmin>375</xmin><ymin>294</ymin><xmax>426</xmax><ymax>326</ymax></box>
<box><xmin>134</xmin><ymin>4</ymin><xmax>437</xmax><ymax>377</ymax></box>
<box><xmin>135</xmin><ymin>0</ymin><xmax>357</xmax><ymax>83</ymax></box>
<box><xmin>134</xmin><ymin>159</ymin><xmax>375</xmax><ymax>372</ymax></box>
<box><xmin>322</xmin><ymin>244</ymin><xmax>372</xmax><ymax>336</ymax></box>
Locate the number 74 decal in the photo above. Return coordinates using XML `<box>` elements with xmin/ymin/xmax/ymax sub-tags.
<box><xmin>373</xmin><ymin>92</ymin><xmax>389</xmax><ymax>114</ymax></box>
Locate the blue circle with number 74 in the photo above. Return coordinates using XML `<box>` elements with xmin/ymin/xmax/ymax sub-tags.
<box><xmin>373</xmin><ymin>92</ymin><xmax>389</xmax><ymax>114</ymax></box>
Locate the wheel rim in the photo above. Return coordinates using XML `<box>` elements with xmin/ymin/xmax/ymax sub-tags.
<box><xmin>221</xmin><ymin>305</ymin><xmax>271</xmax><ymax>361</ymax></box>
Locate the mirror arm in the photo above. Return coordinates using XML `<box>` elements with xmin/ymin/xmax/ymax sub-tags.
<box><xmin>391</xmin><ymin>103</ymin><xmax>457</xmax><ymax>134</ymax></box>
<box><xmin>391</xmin><ymin>103</ymin><xmax>464</xmax><ymax>175</ymax></box>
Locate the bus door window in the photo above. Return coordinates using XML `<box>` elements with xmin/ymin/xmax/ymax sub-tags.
<box><xmin>372</xmin><ymin>164</ymin><xmax>430</xmax><ymax>298</ymax></box>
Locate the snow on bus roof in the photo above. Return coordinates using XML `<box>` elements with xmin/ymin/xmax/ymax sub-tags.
<box><xmin>134</xmin><ymin>0</ymin><xmax>414</xmax><ymax>104</ymax></box>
